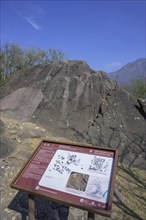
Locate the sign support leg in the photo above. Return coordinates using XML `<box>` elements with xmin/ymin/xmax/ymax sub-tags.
<box><xmin>28</xmin><ymin>194</ymin><xmax>35</xmax><ymax>220</ymax></box>
<box><xmin>88</xmin><ymin>212</ymin><xmax>95</xmax><ymax>220</ymax></box>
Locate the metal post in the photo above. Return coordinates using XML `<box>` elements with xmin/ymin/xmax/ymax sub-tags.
<box><xmin>28</xmin><ymin>194</ymin><xmax>35</xmax><ymax>220</ymax></box>
<box><xmin>88</xmin><ymin>212</ymin><xmax>95</xmax><ymax>220</ymax></box>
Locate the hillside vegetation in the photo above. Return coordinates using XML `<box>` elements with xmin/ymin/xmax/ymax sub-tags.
<box><xmin>0</xmin><ymin>42</ymin><xmax>67</xmax><ymax>81</ymax></box>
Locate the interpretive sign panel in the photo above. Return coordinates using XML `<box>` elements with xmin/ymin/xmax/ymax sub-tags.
<box><xmin>11</xmin><ymin>140</ymin><xmax>118</xmax><ymax>217</ymax></box>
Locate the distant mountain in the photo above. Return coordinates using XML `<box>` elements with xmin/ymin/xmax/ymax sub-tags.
<box><xmin>108</xmin><ymin>58</ymin><xmax>146</xmax><ymax>85</ymax></box>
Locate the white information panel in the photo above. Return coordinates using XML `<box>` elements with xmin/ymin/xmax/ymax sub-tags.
<box><xmin>39</xmin><ymin>149</ymin><xmax>113</xmax><ymax>204</ymax></box>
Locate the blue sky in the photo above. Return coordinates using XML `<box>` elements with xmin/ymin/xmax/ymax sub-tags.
<box><xmin>1</xmin><ymin>0</ymin><xmax>145</xmax><ymax>72</ymax></box>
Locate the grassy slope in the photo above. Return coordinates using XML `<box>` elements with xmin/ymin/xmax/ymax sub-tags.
<box><xmin>112</xmin><ymin>166</ymin><xmax>146</xmax><ymax>220</ymax></box>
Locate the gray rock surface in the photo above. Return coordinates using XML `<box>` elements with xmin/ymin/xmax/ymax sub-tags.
<box><xmin>0</xmin><ymin>135</ymin><xmax>16</xmax><ymax>158</ymax></box>
<box><xmin>0</xmin><ymin>119</ymin><xmax>5</xmax><ymax>133</ymax></box>
<box><xmin>7</xmin><ymin>192</ymin><xmax>69</xmax><ymax>220</ymax></box>
<box><xmin>0</xmin><ymin>61</ymin><xmax>146</xmax><ymax>169</ymax></box>
<box><xmin>1</xmin><ymin>120</ymin><xmax>16</xmax><ymax>158</ymax></box>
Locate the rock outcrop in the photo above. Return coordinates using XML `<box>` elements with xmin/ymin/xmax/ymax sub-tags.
<box><xmin>0</xmin><ymin>61</ymin><xmax>146</xmax><ymax>169</ymax></box>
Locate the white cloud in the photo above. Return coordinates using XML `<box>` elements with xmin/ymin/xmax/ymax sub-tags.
<box><xmin>104</xmin><ymin>61</ymin><xmax>123</xmax><ymax>72</ymax></box>
<box><xmin>106</xmin><ymin>62</ymin><xmax>122</xmax><ymax>68</ymax></box>
<box><xmin>10</xmin><ymin>4</ymin><xmax>43</xmax><ymax>31</ymax></box>
<box><xmin>24</xmin><ymin>16</ymin><xmax>41</xmax><ymax>31</ymax></box>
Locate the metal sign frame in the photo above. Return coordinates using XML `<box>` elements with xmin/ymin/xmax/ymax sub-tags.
<box><xmin>11</xmin><ymin>140</ymin><xmax>118</xmax><ymax>218</ymax></box>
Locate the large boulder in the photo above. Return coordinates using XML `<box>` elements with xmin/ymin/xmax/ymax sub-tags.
<box><xmin>0</xmin><ymin>61</ymin><xmax>145</xmax><ymax>169</ymax></box>
<box><xmin>0</xmin><ymin>119</ymin><xmax>16</xmax><ymax>158</ymax></box>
